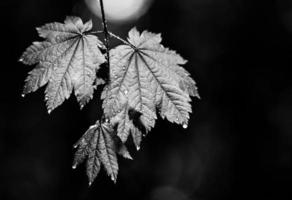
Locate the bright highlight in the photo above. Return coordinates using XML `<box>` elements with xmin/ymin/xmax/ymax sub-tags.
<box><xmin>85</xmin><ymin>0</ymin><xmax>151</xmax><ymax>23</ymax></box>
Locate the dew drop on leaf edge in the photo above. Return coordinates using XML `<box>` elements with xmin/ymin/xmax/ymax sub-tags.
<box><xmin>182</xmin><ymin>123</ymin><xmax>188</xmax><ymax>129</ymax></box>
<box><xmin>111</xmin><ymin>175</ymin><xmax>116</xmax><ymax>183</ymax></box>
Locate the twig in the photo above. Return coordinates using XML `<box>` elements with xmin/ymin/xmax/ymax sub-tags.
<box><xmin>99</xmin><ymin>0</ymin><xmax>110</xmax><ymax>79</ymax></box>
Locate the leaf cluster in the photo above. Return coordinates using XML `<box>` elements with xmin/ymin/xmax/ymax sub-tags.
<box><xmin>20</xmin><ymin>16</ymin><xmax>199</xmax><ymax>184</ymax></box>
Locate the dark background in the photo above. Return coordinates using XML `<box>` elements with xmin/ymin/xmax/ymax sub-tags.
<box><xmin>1</xmin><ymin>0</ymin><xmax>292</xmax><ymax>199</ymax></box>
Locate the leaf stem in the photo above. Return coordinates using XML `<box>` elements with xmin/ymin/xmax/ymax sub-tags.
<box><xmin>88</xmin><ymin>30</ymin><xmax>103</xmax><ymax>35</ymax></box>
<box><xmin>90</xmin><ymin>31</ymin><xmax>137</xmax><ymax>50</ymax></box>
<box><xmin>108</xmin><ymin>32</ymin><xmax>137</xmax><ymax>50</ymax></box>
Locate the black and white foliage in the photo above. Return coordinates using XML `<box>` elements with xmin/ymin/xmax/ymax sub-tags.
<box><xmin>73</xmin><ymin>121</ymin><xmax>131</xmax><ymax>184</ymax></box>
<box><xmin>20</xmin><ymin>17</ymin><xmax>105</xmax><ymax>112</ymax></box>
<box><xmin>19</xmin><ymin>1</ymin><xmax>199</xmax><ymax>185</ymax></box>
<box><xmin>102</xmin><ymin>28</ymin><xmax>199</xmax><ymax>150</ymax></box>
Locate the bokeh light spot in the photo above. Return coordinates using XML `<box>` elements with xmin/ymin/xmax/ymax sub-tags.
<box><xmin>85</xmin><ymin>0</ymin><xmax>152</xmax><ymax>24</ymax></box>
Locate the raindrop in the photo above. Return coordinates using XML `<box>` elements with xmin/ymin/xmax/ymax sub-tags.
<box><xmin>124</xmin><ymin>90</ymin><xmax>128</xmax><ymax>95</ymax></box>
<box><xmin>48</xmin><ymin>109</ymin><xmax>52</xmax><ymax>114</ymax></box>
<box><xmin>19</xmin><ymin>58</ymin><xmax>23</xmax><ymax>62</ymax></box>
<box><xmin>88</xmin><ymin>181</ymin><xmax>92</xmax><ymax>186</ymax></box>
<box><xmin>80</xmin><ymin>105</ymin><xmax>84</xmax><ymax>110</ymax></box>
<box><xmin>72</xmin><ymin>164</ymin><xmax>77</xmax><ymax>169</ymax></box>
<box><xmin>136</xmin><ymin>146</ymin><xmax>140</xmax><ymax>151</ymax></box>
<box><xmin>73</xmin><ymin>144</ymin><xmax>78</xmax><ymax>148</ymax></box>
<box><xmin>21</xmin><ymin>93</ymin><xmax>25</xmax><ymax>98</ymax></box>
<box><xmin>122</xmin><ymin>66</ymin><xmax>126</xmax><ymax>70</ymax></box>
<box><xmin>111</xmin><ymin>175</ymin><xmax>115</xmax><ymax>182</ymax></box>
<box><xmin>182</xmin><ymin>123</ymin><xmax>188</xmax><ymax>129</ymax></box>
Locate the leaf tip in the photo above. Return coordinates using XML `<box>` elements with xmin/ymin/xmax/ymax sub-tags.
<box><xmin>111</xmin><ymin>175</ymin><xmax>117</xmax><ymax>183</ymax></box>
<box><xmin>196</xmin><ymin>93</ymin><xmax>201</xmax><ymax>100</ymax></box>
<box><xmin>128</xmin><ymin>155</ymin><xmax>133</xmax><ymax>160</ymax></box>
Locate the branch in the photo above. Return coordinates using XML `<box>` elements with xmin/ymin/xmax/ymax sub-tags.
<box><xmin>99</xmin><ymin>0</ymin><xmax>110</xmax><ymax>79</ymax></box>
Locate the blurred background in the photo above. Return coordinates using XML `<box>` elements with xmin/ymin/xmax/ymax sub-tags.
<box><xmin>0</xmin><ymin>0</ymin><xmax>292</xmax><ymax>199</ymax></box>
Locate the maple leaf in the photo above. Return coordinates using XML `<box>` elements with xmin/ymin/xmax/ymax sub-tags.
<box><xmin>102</xmin><ymin>28</ymin><xmax>199</xmax><ymax>146</ymax></box>
<box><xmin>73</xmin><ymin>121</ymin><xmax>131</xmax><ymax>184</ymax></box>
<box><xmin>20</xmin><ymin>16</ymin><xmax>106</xmax><ymax>112</ymax></box>
<box><xmin>102</xmin><ymin>90</ymin><xmax>143</xmax><ymax>149</ymax></box>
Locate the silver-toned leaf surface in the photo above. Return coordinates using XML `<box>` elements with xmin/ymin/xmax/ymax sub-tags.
<box><xmin>103</xmin><ymin>28</ymin><xmax>199</xmax><ymax>147</ymax></box>
<box><xmin>20</xmin><ymin>16</ymin><xmax>105</xmax><ymax>112</ymax></box>
<box><xmin>73</xmin><ymin>122</ymin><xmax>121</xmax><ymax>184</ymax></box>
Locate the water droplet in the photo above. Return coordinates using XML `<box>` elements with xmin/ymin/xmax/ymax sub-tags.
<box><xmin>80</xmin><ymin>105</ymin><xmax>84</xmax><ymax>110</ymax></box>
<box><xmin>88</xmin><ymin>181</ymin><xmax>92</xmax><ymax>186</ymax></box>
<box><xmin>19</xmin><ymin>58</ymin><xmax>23</xmax><ymax>62</ymax></box>
<box><xmin>21</xmin><ymin>93</ymin><xmax>25</xmax><ymax>98</ymax></box>
<box><xmin>136</xmin><ymin>146</ymin><xmax>140</xmax><ymax>151</ymax></box>
<box><xmin>182</xmin><ymin>123</ymin><xmax>188</xmax><ymax>129</ymax></box>
<box><xmin>105</xmin><ymin>118</ymin><xmax>109</xmax><ymax>123</ymax></box>
<box><xmin>122</xmin><ymin>66</ymin><xmax>126</xmax><ymax>70</ymax></box>
<box><xmin>73</xmin><ymin>144</ymin><xmax>78</xmax><ymax>148</ymax></box>
<box><xmin>72</xmin><ymin>164</ymin><xmax>77</xmax><ymax>169</ymax></box>
<box><xmin>48</xmin><ymin>109</ymin><xmax>52</xmax><ymax>114</ymax></box>
<box><xmin>111</xmin><ymin>175</ymin><xmax>116</xmax><ymax>182</ymax></box>
<box><xmin>124</xmin><ymin>90</ymin><xmax>128</xmax><ymax>95</ymax></box>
